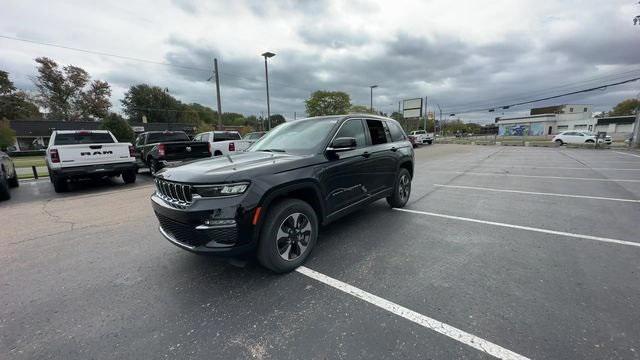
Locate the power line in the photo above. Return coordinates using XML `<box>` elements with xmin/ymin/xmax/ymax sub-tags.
<box><xmin>0</xmin><ymin>34</ymin><xmax>316</xmax><ymax>94</ymax></box>
<box><xmin>442</xmin><ymin>68</ymin><xmax>640</xmax><ymax>112</ymax></box>
<box><xmin>444</xmin><ymin>76</ymin><xmax>640</xmax><ymax>115</ymax></box>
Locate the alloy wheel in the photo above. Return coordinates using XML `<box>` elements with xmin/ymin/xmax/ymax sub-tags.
<box><xmin>399</xmin><ymin>174</ymin><xmax>410</xmax><ymax>202</ymax></box>
<box><xmin>276</xmin><ymin>212</ymin><xmax>312</xmax><ymax>261</ymax></box>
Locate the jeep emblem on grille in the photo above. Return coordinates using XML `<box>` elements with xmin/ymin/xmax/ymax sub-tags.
<box><xmin>185</xmin><ymin>146</ymin><xmax>192</xmax><ymax>152</ymax></box>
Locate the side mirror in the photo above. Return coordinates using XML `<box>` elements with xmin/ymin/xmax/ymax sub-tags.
<box><xmin>327</xmin><ymin>137</ymin><xmax>357</xmax><ymax>152</ymax></box>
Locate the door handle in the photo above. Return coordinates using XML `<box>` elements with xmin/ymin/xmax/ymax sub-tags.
<box><xmin>361</xmin><ymin>151</ymin><xmax>370</xmax><ymax>158</ymax></box>
<box><xmin>390</xmin><ymin>147</ymin><xmax>397</xmax><ymax>152</ymax></box>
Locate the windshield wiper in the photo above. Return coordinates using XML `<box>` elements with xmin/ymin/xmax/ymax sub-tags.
<box><xmin>259</xmin><ymin>149</ymin><xmax>286</xmax><ymax>153</ymax></box>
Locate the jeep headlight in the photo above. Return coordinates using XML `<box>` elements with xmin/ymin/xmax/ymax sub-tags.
<box><xmin>193</xmin><ymin>182</ymin><xmax>249</xmax><ymax>197</ymax></box>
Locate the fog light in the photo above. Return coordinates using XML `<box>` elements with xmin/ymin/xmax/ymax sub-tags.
<box><xmin>203</xmin><ymin>219</ymin><xmax>236</xmax><ymax>226</ymax></box>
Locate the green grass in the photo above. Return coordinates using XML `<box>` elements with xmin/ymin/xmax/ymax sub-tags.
<box><xmin>12</xmin><ymin>156</ymin><xmax>46</xmax><ymax>168</ymax></box>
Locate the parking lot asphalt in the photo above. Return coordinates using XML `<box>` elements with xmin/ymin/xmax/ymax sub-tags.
<box><xmin>2</xmin><ymin>145</ymin><xmax>639</xmax><ymax>359</ymax></box>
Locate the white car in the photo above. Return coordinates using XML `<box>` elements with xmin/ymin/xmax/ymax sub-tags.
<box><xmin>552</xmin><ymin>131</ymin><xmax>612</xmax><ymax>145</ymax></box>
<box><xmin>193</xmin><ymin>131</ymin><xmax>252</xmax><ymax>156</ymax></box>
<box><xmin>46</xmin><ymin>130</ymin><xmax>137</xmax><ymax>192</ymax></box>
<box><xmin>409</xmin><ymin>130</ymin><xmax>434</xmax><ymax>145</ymax></box>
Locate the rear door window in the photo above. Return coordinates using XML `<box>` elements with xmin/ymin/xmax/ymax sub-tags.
<box><xmin>366</xmin><ymin>119</ymin><xmax>389</xmax><ymax>145</ymax></box>
<box><xmin>54</xmin><ymin>132</ymin><xmax>114</xmax><ymax>145</ymax></box>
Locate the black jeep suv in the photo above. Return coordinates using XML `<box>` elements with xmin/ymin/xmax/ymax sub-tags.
<box><xmin>151</xmin><ymin>115</ymin><xmax>414</xmax><ymax>272</ymax></box>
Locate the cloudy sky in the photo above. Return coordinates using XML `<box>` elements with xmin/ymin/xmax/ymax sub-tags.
<box><xmin>1</xmin><ymin>0</ymin><xmax>639</xmax><ymax>122</ymax></box>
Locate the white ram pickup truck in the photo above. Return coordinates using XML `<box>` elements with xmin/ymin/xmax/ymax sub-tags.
<box><xmin>193</xmin><ymin>131</ymin><xmax>252</xmax><ymax>156</ymax></box>
<box><xmin>46</xmin><ymin>130</ymin><xmax>137</xmax><ymax>192</ymax></box>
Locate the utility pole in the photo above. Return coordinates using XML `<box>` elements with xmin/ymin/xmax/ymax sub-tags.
<box><xmin>294</xmin><ymin>111</ymin><xmax>297</xmax><ymax>120</ymax></box>
<box><xmin>213</xmin><ymin>58</ymin><xmax>223</xmax><ymax>130</ymax></box>
<box><xmin>424</xmin><ymin>96</ymin><xmax>428</xmax><ymax>131</ymax></box>
<box><xmin>632</xmin><ymin>103</ymin><xmax>640</xmax><ymax>148</ymax></box>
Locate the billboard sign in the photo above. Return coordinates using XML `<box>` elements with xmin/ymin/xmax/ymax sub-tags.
<box><xmin>403</xmin><ymin>98</ymin><xmax>423</xmax><ymax>119</ymax></box>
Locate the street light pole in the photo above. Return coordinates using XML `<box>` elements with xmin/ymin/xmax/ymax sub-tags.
<box><xmin>261</xmin><ymin>52</ymin><xmax>276</xmax><ymax>130</ymax></box>
<box><xmin>369</xmin><ymin>85</ymin><xmax>378</xmax><ymax>112</ymax></box>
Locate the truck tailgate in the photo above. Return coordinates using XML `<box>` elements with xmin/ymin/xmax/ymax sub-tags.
<box><xmin>164</xmin><ymin>141</ymin><xmax>210</xmax><ymax>160</ymax></box>
<box><xmin>58</xmin><ymin>143</ymin><xmax>132</xmax><ymax>167</ymax></box>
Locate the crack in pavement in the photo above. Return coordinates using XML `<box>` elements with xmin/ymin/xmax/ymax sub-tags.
<box><xmin>40</xmin><ymin>199</ymin><xmax>77</xmax><ymax>231</ymax></box>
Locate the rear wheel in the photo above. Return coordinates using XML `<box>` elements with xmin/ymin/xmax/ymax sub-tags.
<box><xmin>52</xmin><ymin>175</ymin><xmax>68</xmax><ymax>193</ymax></box>
<box><xmin>214</xmin><ymin>150</ymin><xmax>223</xmax><ymax>156</ymax></box>
<box><xmin>149</xmin><ymin>159</ymin><xmax>162</xmax><ymax>176</ymax></box>
<box><xmin>387</xmin><ymin>168</ymin><xmax>411</xmax><ymax>208</ymax></box>
<box><xmin>0</xmin><ymin>171</ymin><xmax>10</xmax><ymax>200</ymax></box>
<box><xmin>257</xmin><ymin>199</ymin><xmax>318</xmax><ymax>273</ymax></box>
<box><xmin>585</xmin><ymin>139</ymin><xmax>595</xmax><ymax>144</ymax></box>
<box><xmin>122</xmin><ymin>169</ymin><xmax>136</xmax><ymax>184</ymax></box>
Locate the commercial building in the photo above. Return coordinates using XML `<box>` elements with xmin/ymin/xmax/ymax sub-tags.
<box><xmin>496</xmin><ymin>104</ymin><xmax>636</xmax><ymax>140</ymax></box>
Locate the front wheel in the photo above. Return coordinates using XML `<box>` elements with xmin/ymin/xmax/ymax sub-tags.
<box><xmin>387</xmin><ymin>168</ymin><xmax>411</xmax><ymax>208</ymax></box>
<box><xmin>554</xmin><ymin>139</ymin><xmax>563</xmax><ymax>146</ymax></box>
<box><xmin>257</xmin><ymin>199</ymin><xmax>318</xmax><ymax>273</ymax></box>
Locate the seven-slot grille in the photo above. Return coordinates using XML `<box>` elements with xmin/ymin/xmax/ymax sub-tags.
<box><xmin>155</xmin><ymin>178</ymin><xmax>193</xmax><ymax>208</ymax></box>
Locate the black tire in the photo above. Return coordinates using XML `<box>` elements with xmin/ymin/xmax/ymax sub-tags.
<box><xmin>387</xmin><ymin>168</ymin><xmax>411</xmax><ymax>208</ymax></box>
<box><xmin>52</xmin><ymin>175</ymin><xmax>68</xmax><ymax>193</ymax></box>
<box><xmin>122</xmin><ymin>169</ymin><xmax>136</xmax><ymax>184</ymax></box>
<box><xmin>149</xmin><ymin>159</ymin><xmax>162</xmax><ymax>176</ymax></box>
<box><xmin>214</xmin><ymin>150</ymin><xmax>223</xmax><ymax>156</ymax></box>
<box><xmin>8</xmin><ymin>166</ymin><xmax>19</xmax><ymax>188</ymax></box>
<box><xmin>257</xmin><ymin>199</ymin><xmax>319</xmax><ymax>273</ymax></box>
<box><xmin>0</xmin><ymin>172</ymin><xmax>10</xmax><ymax>201</ymax></box>
<box><xmin>555</xmin><ymin>139</ymin><xmax>563</xmax><ymax>146</ymax></box>
<box><xmin>427</xmin><ymin>140</ymin><xmax>433</xmax><ymax>145</ymax></box>
<box><xmin>585</xmin><ymin>139</ymin><xmax>595</xmax><ymax>144</ymax></box>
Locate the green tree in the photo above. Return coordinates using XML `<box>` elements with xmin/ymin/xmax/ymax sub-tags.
<box><xmin>0</xmin><ymin>70</ymin><xmax>41</xmax><ymax>120</ymax></box>
<box><xmin>609</xmin><ymin>98</ymin><xmax>640</xmax><ymax>116</ymax></box>
<box><xmin>305</xmin><ymin>90</ymin><xmax>351</xmax><ymax>117</ymax></box>
<box><xmin>349</xmin><ymin>104</ymin><xmax>375</xmax><ymax>114</ymax></box>
<box><xmin>269</xmin><ymin>114</ymin><xmax>286</xmax><ymax>127</ymax></box>
<box><xmin>0</xmin><ymin>118</ymin><xmax>16</xmax><ymax>150</ymax></box>
<box><xmin>121</xmin><ymin>84</ymin><xmax>182</xmax><ymax>123</ymax></box>
<box><xmin>101</xmin><ymin>113</ymin><xmax>134</xmax><ymax>143</ymax></box>
<box><xmin>33</xmin><ymin>57</ymin><xmax>111</xmax><ymax>120</ymax></box>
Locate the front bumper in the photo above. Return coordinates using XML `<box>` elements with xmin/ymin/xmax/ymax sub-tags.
<box><xmin>151</xmin><ymin>193</ymin><xmax>257</xmax><ymax>256</ymax></box>
<box><xmin>51</xmin><ymin>162</ymin><xmax>137</xmax><ymax>178</ymax></box>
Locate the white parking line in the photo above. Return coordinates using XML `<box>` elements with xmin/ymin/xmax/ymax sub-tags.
<box><xmin>296</xmin><ymin>266</ymin><xmax>529</xmax><ymax>360</ymax></box>
<box><xmin>431</xmin><ymin>170</ymin><xmax>640</xmax><ymax>183</ymax></box>
<box><xmin>433</xmin><ymin>184</ymin><xmax>640</xmax><ymax>203</ymax></box>
<box><xmin>394</xmin><ymin>208</ymin><xmax>640</xmax><ymax>248</ymax></box>
<box><xmin>469</xmin><ymin>165</ymin><xmax>640</xmax><ymax>171</ymax></box>
<box><xmin>614</xmin><ymin>151</ymin><xmax>640</xmax><ymax>159</ymax></box>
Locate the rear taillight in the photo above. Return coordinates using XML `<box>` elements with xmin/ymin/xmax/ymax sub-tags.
<box><xmin>229</xmin><ymin>142</ymin><xmax>235</xmax><ymax>152</ymax></box>
<box><xmin>129</xmin><ymin>145</ymin><xmax>135</xmax><ymax>158</ymax></box>
<box><xmin>50</xmin><ymin>149</ymin><xmax>60</xmax><ymax>163</ymax></box>
<box><xmin>158</xmin><ymin>144</ymin><xmax>166</xmax><ymax>157</ymax></box>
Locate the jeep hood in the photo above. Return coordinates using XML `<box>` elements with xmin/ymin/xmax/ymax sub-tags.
<box><xmin>156</xmin><ymin>151</ymin><xmax>317</xmax><ymax>184</ymax></box>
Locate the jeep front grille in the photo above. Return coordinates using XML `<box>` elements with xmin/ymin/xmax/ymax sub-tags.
<box><xmin>155</xmin><ymin>178</ymin><xmax>193</xmax><ymax>208</ymax></box>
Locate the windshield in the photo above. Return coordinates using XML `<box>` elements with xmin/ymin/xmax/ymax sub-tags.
<box><xmin>147</xmin><ymin>132</ymin><xmax>189</xmax><ymax>143</ymax></box>
<box><xmin>250</xmin><ymin>118</ymin><xmax>338</xmax><ymax>155</ymax></box>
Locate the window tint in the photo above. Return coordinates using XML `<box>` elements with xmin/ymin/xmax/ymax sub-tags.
<box><xmin>334</xmin><ymin>119</ymin><xmax>366</xmax><ymax>148</ymax></box>
<box><xmin>366</xmin><ymin>119</ymin><xmax>388</xmax><ymax>145</ymax></box>
<box><xmin>54</xmin><ymin>132</ymin><xmax>114</xmax><ymax>145</ymax></box>
<box><xmin>213</xmin><ymin>132</ymin><xmax>241</xmax><ymax>141</ymax></box>
<box><xmin>387</xmin><ymin>121</ymin><xmax>406</xmax><ymax>142</ymax></box>
<box><xmin>147</xmin><ymin>132</ymin><xmax>190</xmax><ymax>143</ymax></box>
